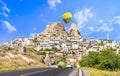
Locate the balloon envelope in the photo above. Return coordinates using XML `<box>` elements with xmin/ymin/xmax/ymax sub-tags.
<box><xmin>62</xmin><ymin>12</ymin><xmax>72</xmax><ymax>25</ymax></box>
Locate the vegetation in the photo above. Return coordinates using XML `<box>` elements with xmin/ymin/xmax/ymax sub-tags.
<box><xmin>54</xmin><ymin>60</ymin><xmax>59</xmax><ymax>65</ymax></box>
<box><xmin>37</xmin><ymin>51</ymin><xmax>46</xmax><ymax>55</ymax></box>
<box><xmin>82</xmin><ymin>67</ymin><xmax>120</xmax><ymax>76</ymax></box>
<box><xmin>58</xmin><ymin>64</ymin><xmax>66</xmax><ymax>68</ymax></box>
<box><xmin>5</xmin><ymin>47</ymin><xmax>13</xmax><ymax>51</ymax></box>
<box><xmin>98</xmin><ymin>41</ymin><xmax>104</xmax><ymax>46</ymax></box>
<box><xmin>79</xmin><ymin>48</ymin><xmax>120</xmax><ymax>71</ymax></box>
<box><xmin>33</xmin><ymin>38</ymin><xmax>38</xmax><ymax>43</ymax></box>
<box><xmin>38</xmin><ymin>47</ymin><xmax>58</xmax><ymax>52</ymax></box>
<box><xmin>0</xmin><ymin>63</ymin><xmax>47</xmax><ymax>72</ymax></box>
<box><xmin>60</xmin><ymin>56</ymin><xmax>66</xmax><ymax>62</ymax></box>
<box><xmin>0</xmin><ymin>51</ymin><xmax>47</xmax><ymax>72</ymax></box>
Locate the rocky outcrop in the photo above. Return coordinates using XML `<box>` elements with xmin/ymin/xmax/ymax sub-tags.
<box><xmin>34</xmin><ymin>22</ymin><xmax>68</xmax><ymax>40</ymax></box>
<box><xmin>68</xmin><ymin>23</ymin><xmax>81</xmax><ymax>39</ymax></box>
<box><xmin>44</xmin><ymin>53</ymin><xmax>50</xmax><ymax>65</ymax></box>
<box><xmin>2</xmin><ymin>21</ymin><xmax>82</xmax><ymax>52</ymax></box>
<box><xmin>34</xmin><ymin>22</ymin><xmax>82</xmax><ymax>40</ymax></box>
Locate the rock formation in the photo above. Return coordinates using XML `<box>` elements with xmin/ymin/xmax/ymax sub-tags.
<box><xmin>44</xmin><ymin>53</ymin><xmax>50</xmax><ymax>65</ymax></box>
<box><xmin>34</xmin><ymin>22</ymin><xmax>81</xmax><ymax>40</ymax></box>
<box><xmin>2</xmin><ymin>21</ymin><xmax>82</xmax><ymax>51</ymax></box>
<box><xmin>42</xmin><ymin>22</ymin><xmax>68</xmax><ymax>40</ymax></box>
<box><xmin>68</xmin><ymin>23</ymin><xmax>82</xmax><ymax>39</ymax></box>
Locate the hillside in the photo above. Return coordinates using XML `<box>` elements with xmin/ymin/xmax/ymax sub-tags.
<box><xmin>0</xmin><ymin>47</ymin><xmax>47</xmax><ymax>71</ymax></box>
<box><xmin>0</xmin><ymin>21</ymin><xmax>120</xmax><ymax>71</ymax></box>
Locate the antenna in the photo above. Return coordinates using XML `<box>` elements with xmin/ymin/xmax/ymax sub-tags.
<box><xmin>107</xmin><ymin>32</ymin><xmax>109</xmax><ymax>40</ymax></box>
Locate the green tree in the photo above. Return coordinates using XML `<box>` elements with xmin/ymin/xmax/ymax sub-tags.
<box><xmin>79</xmin><ymin>51</ymin><xmax>100</xmax><ymax>68</ymax></box>
<box><xmin>60</xmin><ymin>56</ymin><xmax>66</xmax><ymax>62</ymax></box>
<box><xmin>79</xmin><ymin>48</ymin><xmax>120</xmax><ymax>71</ymax></box>
<box><xmin>51</xmin><ymin>47</ymin><xmax>57</xmax><ymax>52</ymax></box>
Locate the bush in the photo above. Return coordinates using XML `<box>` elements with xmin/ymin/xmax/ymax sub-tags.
<box><xmin>58</xmin><ymin>65</ymin><xmax>63</xmax><ymax>68</ymax></box>
<box><xmin>5</xmin><ymin>47</ymin><xmax>13</xmax><ymax>51</ymax></box>
<box><xmin>79</xmin><ymin>48</ymin><xmax>120</xmax><ymax>71</ymax></box>
<box><xmin>60</xmin><ymin>56</ymin><xmax>66</xmax><ymax>62</ymax></box>
<box><xmin>37</xmin><ymin>51</ymin><xmax>46</xmax><ymax>55</ymax></box>
<box><xmin>57</xmin><ymin>64</ymin><xmax>66</xmax><ymax>68</ymax></box>
<box><xmin>39</xmin><ymin>47</ymin><xmax>58</xmax><ymax>52</ymax></box>
<box><xmin>54</xmin><ymin>60</ymin><xmax>59</xmax><ymax>65</ymax></box>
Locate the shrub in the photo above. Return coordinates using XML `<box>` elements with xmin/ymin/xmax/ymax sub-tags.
<box><xmin>57</xmin><ymin>64</ymin><xmax>66</xmax><ymax>68</ymax></box>
<box><xmin>60</xmin><ymin>56</ymin><xmax>66</xmax><ymax>62</ymax></box>
<box><xmin>5</xmin><ymin>47</ymin><xmax>13</xmax><ymax>51</ymax></box>
<box><xmin>39</xmin><ymin>47</ymin><xmax>58</xmax><ymax>52</ymax></box>
<box><xmin>54</xmin><ymin>60</ymin><xmax>59</xmax><ymax>65</ymax></box>
<box><xmin>37</xmin><ymin>51</ymin><xmax>46</xmax><ymax>55</ymax></box>
<box><xmin>79</xmin><ymin>48</ymin><xmax>120</xmax><ymax>71</ymax></box>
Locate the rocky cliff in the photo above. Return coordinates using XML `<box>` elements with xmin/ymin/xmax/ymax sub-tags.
<box><xmin>34</xmin><ymin>21</ymin><xmax>81</xmax><ymax>40</ymax></box>
<box><xmin>42</xmin><ymin>22</ymin><xmax>68</xmax><ymax>40</ymax></box>
<box><xmin>68</xmin><ymin>23</ymin><xmax>81</xmax><ymax>39</ymax></box>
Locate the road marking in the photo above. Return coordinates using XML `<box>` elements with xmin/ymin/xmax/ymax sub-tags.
<box><xmin>20</xmin><ymin>69</ymin><xmax>51</xmax><ymax>76</ymax></box>
<box><xmin>79</xmin><ymin>69</ymin><xmax>82</xmax><ymax>76</ymax></box>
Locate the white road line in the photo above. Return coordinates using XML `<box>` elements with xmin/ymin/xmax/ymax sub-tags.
<box><xmin>79</xmin><ymin>69</ymin><xmax>82</xmax><ymax>76</ymax></box>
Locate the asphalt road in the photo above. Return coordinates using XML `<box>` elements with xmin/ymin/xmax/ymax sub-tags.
<box><xmin>0</xmin><ymin>68</ymin><xmax>74</xmax><ymax>76</ymax></box>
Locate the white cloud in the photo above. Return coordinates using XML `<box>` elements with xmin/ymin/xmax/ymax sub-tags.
<box><xmin>83</xmin><ymin>32</ymin><xmax>92</xmax><ymax>36</ymax></box>
<box><xmin>112</xmin><ymin>16</ymin><xmax>120</xmax><ymax>25</ymax></box>
<box><xmin>0</xmin><ymin>0</ymin><xmax>10</xmax><ymax>17</ymax></box>
<box><xmin>48</xmin><ymin>0</ymin><xmax>61</xmax><ymax>9</ymax></box>
<box><xmin>2</xmin><ymin>6</ymin><xmax>10</xmax><ymax>13</ymax></box>
<box><xmin>30</xmin><ymin>33</ymin><xmax>38</xmax><ymax>37</ymax></box>
<box><xmin>1</xmin><ymin>20</ymin><xmax>16</xmax><ymax>33</ymax></box>
<box><xmin>99</xmin><ymin>19</ymin><xmax>104</xmax><ymax>24</ymax></box>
<box><xmin>0</xmin><ymin>0</ymin><xmax>6</xmax><ymax>5</ymax></box>
<box><xmin>0</xmin><ymin>12</ymin><xmax>8</xmax><ymax>17</ymax></box>
<box><xmin>74</xmin><ymin>8</ymin><xmax>94</xmax><ymax>29</ymax></box>
<box><xmin>88</xmin><ymin>26</ymin><xmax>94</xmax><ymax>32</ymax></box>
<box><xmin>88</xmin><ymin>23</ymin><xmax>113</xmax><ymax>33</ymax></box>
<box><xmin>98</xmin><ymin>23</ymin><xmax>113</xmax><ymax>32</ymax></box>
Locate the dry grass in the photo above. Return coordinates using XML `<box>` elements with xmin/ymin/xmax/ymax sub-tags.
<box><xmin>0</xmin><ymin>59</ymin><xmax>47</xmax><ymax>72</ymax></box>
<box><xmin>0</xmin><ymin>51</ymin><xmax>47</xmax><ymax>72</ymax></box>
<box><xmin>82</xmin><ymin>67</ymin><xmax>120</xmax><ymax>76</ymax></box>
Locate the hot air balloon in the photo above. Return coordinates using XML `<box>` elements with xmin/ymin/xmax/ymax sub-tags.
<box><xmin>62</xmin><ymin>12</ymin><xmax>72</xmax><ymax>25</ymax></box>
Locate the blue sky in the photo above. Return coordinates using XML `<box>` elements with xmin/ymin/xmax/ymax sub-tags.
<box><xmin>0</xmin><ymin>0</ymin><xmax>120</xmax><ymax>43</ymax></box>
